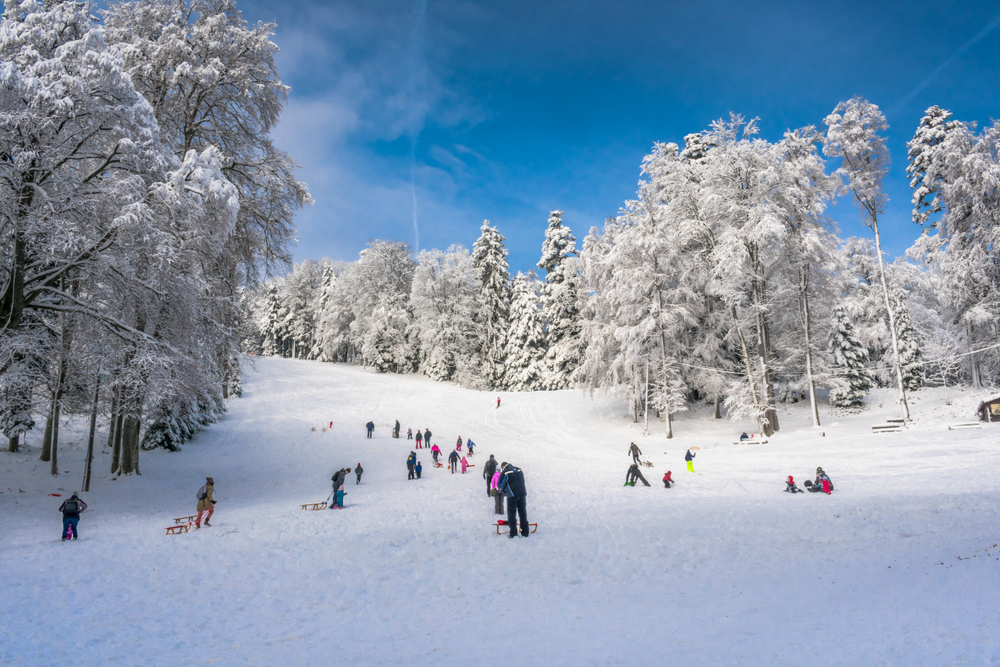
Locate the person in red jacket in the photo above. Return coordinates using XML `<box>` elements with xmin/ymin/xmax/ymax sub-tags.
<box><xmin>662</xmin><ymin>471</ymin><xmax>673</xmax><ymax>488</ymax></box>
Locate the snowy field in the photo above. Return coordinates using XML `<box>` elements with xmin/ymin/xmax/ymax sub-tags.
<box><xmin>2</xmin><ymin>356</ymin><xmax>999</xmax><ymax>666</ymax></box>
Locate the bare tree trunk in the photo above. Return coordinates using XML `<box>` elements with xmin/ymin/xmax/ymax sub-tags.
<box><xmin>966</xmin><ymin>322</ymin><xmax>981</xmax><ymax>388</ymax></box>
<box><xmin>731</xmin><ymin>306</ymin><xmax>764</xmax><ymax>434</ymax></box>
<box><xmin>106</xmin><ymin>385</ymin><xmax>119</xmax><ymax>451</ymax></box>
<box><xmin>118</xmin><ymin>413</ymin><xmax>142</xmax><ymax>476</ymax></box>
<box><xmin>7</xmin><ymin>435</ymin><xmax>18</xmax><ymax>453</ymax></box>
<box><xmin>111</xmin><ymin>406</ymin><xmax>124</xmax><ymax>474</ymax></box>
<box><xmin>50</xmin><ymin>397</ymin><xmax>61</xmax><ymax>476</ymax></box>
<box><xmin>714</xmin><ymin>394</ymin><xmax>722</xmax><ymax>420</ymax></box>
<box><xmin>871</xmin><ymin>222</ymin><xmax>910</xmax><ymax>419</ymax></box>
<box><xmin>666</xmin><ymin>411</ymin><xmax>673</xmax><ymax>439</ymax></box>
<box><xmin>800</xmin><ymin>268</ymin><xmax>821</xmax><ymax>427</ymax></box>
<box><xmin>40</xmin><ymin>400</ymin><xmax>54</xmax><ymax>462</ymax></box>
<box><xmin>751</xmin><ymin>267</ymin><xmax>779</xmax><ymax>436</ymax></box>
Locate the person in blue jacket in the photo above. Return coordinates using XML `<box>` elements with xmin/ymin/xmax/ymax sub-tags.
<box><xmin>448</xmin><ymin>449</ymin><xmax>460</xmax><ymax>474</ymax></box>
<box><xmin>366</xmin><ymin>421</ymin><xmax>375</xmax><ymax>439</ymax></box>
<box><xmin>498</xmin><ymin>462</ymin><xmax>529</xmax><ymax>538</ymax></box>
<box><xmin>415</xmin><ymin>461</ymin><xmax>423</xmax><ymax>479</ymax></box>
<box><xmin>407</xmin><ymin>451</ymin><xmax>417</xmax><ymax>480</ymax></box>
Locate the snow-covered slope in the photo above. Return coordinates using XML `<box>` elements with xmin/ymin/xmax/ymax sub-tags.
<box><xmin>2</xmin><ymin>357</ymin><xmax>998</xmax><ymax>665</ymax></box>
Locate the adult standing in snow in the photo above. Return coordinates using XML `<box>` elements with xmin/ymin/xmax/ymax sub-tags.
<box><xmin>330</xmin><ymin>468</ymin><xmax>349</xmax><ymax>509</ymax></box>
<box><xmin>448</xmin><ymin>449</ymin><xmax>460</xmax><ymax>474</ymax></box>
<box><xmin>415</xmin><ymin>429</ymin><xmax>423</xmax><ymax>449</ymax></box>
<box><xmin>407</xmin><ymin>452</ymin><xmax>417</xmax><ymax>480</ymax></box>
<box><xmin>424</xmin><ymin>428</ymin><xmax>432</xmax><ymax>447</ymax></box>
<box><xmin>499</xmin><ymin>462</ymin><xmax>528</xmax><ymax>538</ymax></box>
<box><xmin>58</xmin><ymin>492</ymin><xmax>87</xmax><ymax>541</ymax></box>
<box><xmin>393</xmin><ymin>420</ymin><xmax>400</xmax><ymax>438</ymax></box>
<box><xmin>628</xmin><ymin>442</ymin><xmax>642</xmax><ymax>465</ymax></box>
<box><xmin>685</xmin><ymin>449</ymin><xmax>696</xmax><ymax>473</ymax></box>
<box><xmin>355</xmin><ymin>463</ymin><xmax>364</xmax><ymax>485</ymax></box>
<box><xmin>195</xmin><ymin>477</ymin><xmax>215</xmax><ymax>528</ymax></box>
<box><xmin>483</xmin><ymin>455</ymin><xmax>498</xmax><ymax>496</ymax></box>
<box><xmin>366</xmin><ymin>421</ymin><xmax>375</xmax><ymax>439</ymax></box>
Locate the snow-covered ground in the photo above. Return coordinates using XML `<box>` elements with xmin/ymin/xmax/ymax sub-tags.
<box><xmin>2</xmin><ymin>357</ymin><xmax>999</xmax><ymax>666</ymax></box>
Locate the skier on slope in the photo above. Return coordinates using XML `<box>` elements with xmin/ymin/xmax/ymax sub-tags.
<box><xmin>628</xmin><ymin>442</ymin><xmax>642</xmax><ymax>465</ymax></box>
<box><xmin>685</xmin><ymin>448</ymin><xmax>696</xmax><ymax>473</ymax></box>
<box><xmin>483</xmin><ymin>455</ymin><xmax>498</xmax><ymax>496</ymax></box>
<box><xmin>195</xmin><ymin>477</ymin><xmax>215</xmax><ymax>528</ymax></box>
<box><xmin>58</xmin><ymin>492</ymin><xmax>87</xmax><ymax>541</ymax></box>
<box><xmin>448</xmin><ymin>449</ymin><xmax>460</xmax><ymax>474</ymax></box>
<box><xmin>625</xmin><ymin>464</ymin><xmax>650</xmax><ymax>487</ymax></box>
<box><xmin>407</xmin><ymin>452</ymin><xmax>417</xmax><ymax>480</ymax></box>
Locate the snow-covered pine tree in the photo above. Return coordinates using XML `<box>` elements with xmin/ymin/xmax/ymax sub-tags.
<box><xmin>258</xmin><ymin>285</ymin><xmax>282</xmax><ymax>357</ymax></box>
<box><xmin>505</xmin><ymin>273</ymin><xmax>548</xmax><ymax>391</ymax></box>
<box><xmin>891</xmin><ymin>289</ymin><xmax>924</xmax><ymax>391</ymax></box>
<box><xmin>472</xmin><ymin>221</ymin><xmax>512</xmax><ymax>390</ymax></box>
<box><xmin>537</xmin><ymin>211</ymin><xmax>582</xmax><ymax>390</ymax></box>
<box><xmin>828</xmin><ymin>306</ymin><xmax>872</xmax><ymax>407</ymax></box>
<box><xmin>906</xmin><ymin>106</ymin><xmax>960</xmax><ymax>227</ymax></box>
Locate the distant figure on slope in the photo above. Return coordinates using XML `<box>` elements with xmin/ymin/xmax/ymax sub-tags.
<box><xmin>784</xmin><ymin>475</ymin><xmax>803</xmax><ymax>493</ymax></box>
<box><xmin>59</xmin><ymin>492</ymin><xmax>87</xmax><ymax>541</ymax></box>
<box><xmin>431</xmin><ymin>444</ymin><xmax>441</xmax><ymax>464</ymax></box>
<box><xmin>330</xmin><ymin>468</ymin><xmax>350</xmax><ymax>509</ymax></box>
<box><xmin>424</xmin><ymin>428</ymin><xmax>432</xmax><ymax>446</ymax></box>
<box><xmin>491</xmin><ymin>467</ymin><xmax>505</xmax><ymax>515</ymax></box>
<box><xmin>685</xmin><ymin>449</ymin><xmax>696</xmax><ymax>473</ymax></box>
<box><xmin>483</xmin><ymin>455</ymin><xmax>498</xmax><ymax>496</ymax></box>
<box><xmin>393</xmin><ymin>420</ymin><xmax>400</xmax><ymax>438</ymax></box>
<box><xmin>407</xmin><ymin>452</ymin><xmax>417</xmax><ymax>480</ymax></box>
<box><xmin>466</xmin><ymin>439</ymin><xmax>475</xmax><ymax>456</ymax></box>
<box><xmin>415</xmin><ymin>461</ymin><xmax>422</xmax><ymax>479</ymax></box>
<box><xmin>662</xmin><ymin>471</ymin><xmax>673</xmax><ymax>488</ymax></box>
<box><xmin>499</xmin><ymin>462</ymin><xmax>528</xmax><ymax>538</ymax></box>
<box><xmin>355</xmin><ymin>463</ymin><xmax>364</xmax><ymax>485</ymax></box>
<box><xmin>415</xmin><ymin>429</ymin><xmax>423</xmax><ymax>448</ymax></box>
<box><xmin>740</xmin><ymin>432</ymin><xmax>749</xmax><ymax>441</ymax></box>
<box><xmin>448</xmin><ymin>449</ymin><xmax>460</xmax><ymax>474</ymax></box>
<box><xmin>497</xmin><ymin>397</ymin><xmax>501</xmax><ymax>409</ymax></box>
<box><xmin>195</xmin><ymin>477</ymin><xmax>215</xmax><ymax>528</ymax></box>
<box><xmin>628</xmin><ymin>442</ymin><xmax>642</xmax><ymax>465</ymax></box>
<box><xmin>805</xmin><ymin>467</ymin><xmax>833</xmax><ymax>494</ymax></box>
<box><xmin>407</xmin><ymin>428</ymin><xmax>413</xmax><ymax>440</ymax></box>
<box><xmin>461</xmin><ymin>456</ymin><xmax>469</xmax><ymax>474</ymax></box>
<box><xmin>366</xmin><ymin>421</ymin><xmax>375</xmax><ymax>439</ymax></box>
<box><xmin>456</xmin><ymin>436</ymin><xmax>463</xmax><ymax>452</ymax></box>
<box><xmin>626</xmin><ymin>464</ymin><xmax>650</xmax><ymax>487</ymax></box>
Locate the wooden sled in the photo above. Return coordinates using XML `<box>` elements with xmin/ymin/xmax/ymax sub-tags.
<box><xmin>165</xmin><ymin>524</ymin><xmax>190</xmax><ymax>536</ymax></box>
<box><xmin>173</xmin><ymin>515</ymin><xmax>197</xmax><ymax>525</ymax></box>
<box><xmin>948</xmin><ymin>422</ymin><xmax>982</xmax><ymax>431</ymax></box>
<box><xmin>734</xmin><ymin>438</ymin><xmax>768</xmax><ymax>445</ymax></box>
<box><xmin>432</xmin><ymin>462</ymin><xmax>444</xmax><ymax>468</ymax></box>
<box><xmin>495</xmin><ymin>521</ymin><xmax>537</xmax><ymax>535</ymax></box>
<box><xmin>300</xmin><ymin>502</ymin><xmax>327</xmax><ymax>511</ymax></box>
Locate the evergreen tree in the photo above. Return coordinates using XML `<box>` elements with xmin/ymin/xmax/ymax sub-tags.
<box><xmin>906</xmin><ymin>106</ymin><xmax>959</xmax><ymax>227</ymax></box>
<box><xmin>258</xmin><ymin>285</ymin><xmax>281</xmax><ymax>357</ymax></box>
<box><xmin>891</xmin><ymin>290</ymin><xmax>924</xmax><ymax>391</ymax></box>
<box><xmin>471</xmin><ymin>221</ymin><xmax>512</xmax><ymax>389</ymax></box>
<box><xmin>505</xmin><ymin>273</ymin><xmax>547</xmax><ymax>391</ymax></box>
<box><xmin>829</xmin><ymin>306</ymin><xmax>873</xmax><ymax>407</ymax></box>
<box><xmin>537</xmin><ymin>211</ymin><xmax>582</xmax><ymax>390</ymax></box>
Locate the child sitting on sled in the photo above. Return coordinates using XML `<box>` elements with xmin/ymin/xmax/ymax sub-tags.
<box><xmin>784</xmin><ymin>475</ymin><xmax>803</xmax><ymax>493</ymax></box>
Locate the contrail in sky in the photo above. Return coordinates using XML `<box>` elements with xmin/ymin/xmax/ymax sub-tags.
<box><xmin>891</xmin><ymin>12</ymin><xmax>1000</xmax><ymax>114</ymax></box>
<box><xmin>408</xmin><ymin>0</ymin><xmax>427</xmax><ymax>253</ymax></box>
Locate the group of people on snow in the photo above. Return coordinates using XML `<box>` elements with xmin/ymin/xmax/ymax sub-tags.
<box><xmin>787</xmin><ymin>468</ymin><xmax>833</xmax><ymax>494</ymax></box>
<box><xmin>482</xmin><ymin>454</ymin><xmax>528</xmax><ymax>538</ymax></box>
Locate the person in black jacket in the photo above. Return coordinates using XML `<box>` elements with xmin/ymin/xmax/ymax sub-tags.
<box><xmin>625</xmin><ymin>464</ymin><xmax>650</xmax><ymax>487</ymax></box>
<box><xmin>59</xmin><ymin>492</ymin><xmax>87</xmax><ymax>541</ymax></box>
<box><xmin>424</xmin><ymin>428</ymin><xmax>432</xmax><ymax>446</ymax></box>
<box><xmin>366</xmin><ymin>421</ymin><xmax>375</xmax><ymax>439</ymax></box>
<box><xmin>355</xmin><ymin>463</ymin><xmax>364</xmax><ymax>485</ymax></box>
<box><xmin>483</xmin><ymin>455</ymin><xmax>498</xmax><ymax>496</ymax></box>
<box><xmin>407</xmin><ymin>452</ymin><xmax>417</xmax><ymax>480</ymax></box>
<box><xmin>498</xmin><ymin>462</ymin><xmax>528</xmax><ymax>538</ymax></box>
<box><xmin>448</xmin><ymin>449</ymin><xmax>459</xmax><ymax>474</ymax></box>
<box><xmin>330</xmin><ymin>468</ymin><xmax>350</xmax><ymax>509</ymax></box>
<box><xmin>685</xmin><ymin>448</ymin><xmax>696</xmax><ymax>473</ymax></box>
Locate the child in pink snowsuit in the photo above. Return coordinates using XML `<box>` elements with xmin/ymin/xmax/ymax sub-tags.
<box><xmin>431</xmin><ymin>444</ymin><xmax>441</xmax><ymax>464</ymax></box>
<box><xmin>461</xmin><ymin>456</ymin><xmax>468</xmax><ymax>474</ymax></box>
<box><xmin>456</xmin><ymin>436</ymin><xmax>463</xmax><ymax>452</ymax></box>
<box><xmin>491</xmin><ymin>470</ymin><xmax>504</xmax><ymax>514</ymax></box>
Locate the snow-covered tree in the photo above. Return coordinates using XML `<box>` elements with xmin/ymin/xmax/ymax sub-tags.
<box><xmin>471</xmin><ymin>221</ymin><xmax>511</xmax><ymax>389</ymax></box>
<box><xmin>537</xmin><ymin>211</ymin><xmax>582</xmax><ymax>390</ymax></box>
<box><xmin>505</xmin><ymin>273</ymin><xmax>547</xmax><ymax>391</ymax></box>
<box><xmin>890</xmin><ymin>289</ymin><xmax>924</xmax><ymax>391</ymax></box>
<box><xmin>828</xmin><ymin>306</ymin><xmax>872</xmax><ymax>407</ymax></box>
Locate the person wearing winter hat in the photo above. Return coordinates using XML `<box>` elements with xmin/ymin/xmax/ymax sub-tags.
<box><xmin>784</xmin><ymin>475</ymin><xmax>803</xmax><ymax>493</ymax></box>
<box><xmin>195</xmin><ymin>477</ymin><xmax>215</xmax><ymax>528</ymax></box>
<box><xmin>59</xmin><ymin>492</ymin><xmax>88</xmax><ymax>541</ymax></box>
<box><xmin>355</xmin><ymin>462</ymin><xmax>364</xmax><ymax>485</ymax></box>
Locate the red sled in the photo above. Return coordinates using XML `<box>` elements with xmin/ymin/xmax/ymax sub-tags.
<box><xmin>495</xmin><ymin>520</ymin><xmax>538</xmax><ymax>534</ymax></box>
<box><xmin>432</xmin><ymin>462</ymin><xmax>444</xmax><ymax>468</ymax></box>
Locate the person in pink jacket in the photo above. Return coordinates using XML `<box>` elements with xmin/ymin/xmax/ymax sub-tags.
<box><xmin>461</xmin><ymin>456</ymin><xmax>469</xmax><ymax>474</ymax></box>
<box><xmin>430</xmin><ymin>444</ymin><xmax>441</xmax><ymax>464</ymax></box>
<box><xmin>491</xmin><ymin>469</ymin><xmax>504</xmax><ymax>514</ymax></box>
<box><xmin>456</xmin><ymin>436</ymin><xmax>463</xmax><ymax>452</ymax></box>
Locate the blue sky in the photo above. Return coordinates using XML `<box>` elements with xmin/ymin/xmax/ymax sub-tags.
<box><xmin>240</xmin><ymin>0</ymin><xmax>1000</xmax><ymax>275</ymax></box>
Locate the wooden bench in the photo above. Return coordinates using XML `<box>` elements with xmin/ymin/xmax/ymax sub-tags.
<box><xmin>173</xmin><ymin>515</ymin><xmax>197</xmax><ymax>525</ymax></box>
<box><xmin>886</xmin><ymin>418</ymin><xmax>905</xmax><ymax>424</ymax></box>
<box><xmin>165</xmin><ymin>524</ymin><xmax>190</xmax><ymax>536</ymax></box>
<box><xmin>734</xmin><ymin>438</ymin><xmax>768</xmax><ymax>445</ymax></box>
<box><xmin>300</xmin><ymin>502</ymin><xmax>327</xmax><ymax>511</ymax></box>
<box><xmin>948</xmin><ymin>422</ymin><xmax>982</xmax><ymax>431</ymax></box>
<box><xmin>872</xmin><ymin>423</ymin><xmax>903</xmax><ymax>433</ymax></box>
<box><xmin>495</xmin><ymin>521</ymin><xmax>538</xmax><ymax>535</ymax></box>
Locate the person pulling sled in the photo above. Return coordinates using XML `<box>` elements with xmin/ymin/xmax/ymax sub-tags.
<box><xmin>195</xmin><ymin>477</ymin><xmax>215</xmax><ymax>528</ymax></box>
<box><xmin>59</xmin><ymin>492</ymin><xmax>87</xmax><ymax>541</ymax></box>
